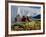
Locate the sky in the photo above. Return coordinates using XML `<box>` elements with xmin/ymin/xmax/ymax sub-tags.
<box><xmin>11</xmin><ymin>6</ymin><xmax>41</xmax><ymax>22</ymax></box>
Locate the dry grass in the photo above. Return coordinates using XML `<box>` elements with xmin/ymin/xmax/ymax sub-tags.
<box><xmin>11</xmin><ymin>20</ymin><xmax>41</xmax><ymax>31</ymax></box>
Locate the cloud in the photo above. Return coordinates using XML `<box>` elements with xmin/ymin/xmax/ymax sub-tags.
<box><xmin>17</xmin><ymin>6</ymin><xmax>41</xmax><ymax>16</ymax></box>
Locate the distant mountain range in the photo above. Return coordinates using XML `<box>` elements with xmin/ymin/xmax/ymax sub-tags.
<box><xmin>32</xmin><ymin>14</ymin><xmax>41</xmax><ymax>19</ymax></box>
